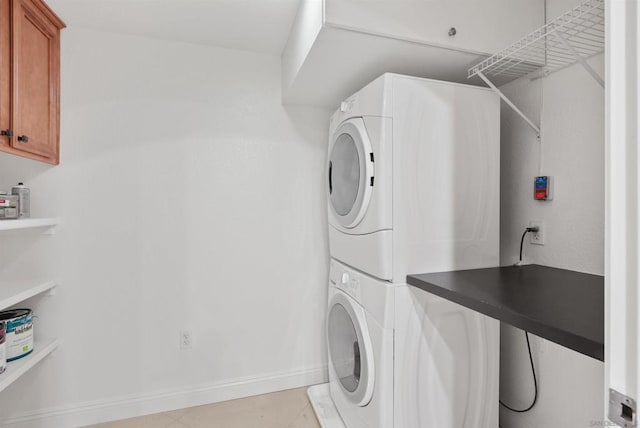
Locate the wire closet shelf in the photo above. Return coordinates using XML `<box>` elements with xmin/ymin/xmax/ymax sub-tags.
<box><xmin>468</xmin><ymin>0</ymin><xmax>604</xmax><ymax>84</ymax></box>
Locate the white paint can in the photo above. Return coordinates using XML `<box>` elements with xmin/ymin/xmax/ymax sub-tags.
<box><xmin>0</xmin><ymin>321</ymin><xmax>6</xmax><ymax>374</ymax></box>
<box><xmin>0</xmin><ymin>309</ymin><xmax>33</xmax><ymax>361</ymax></box>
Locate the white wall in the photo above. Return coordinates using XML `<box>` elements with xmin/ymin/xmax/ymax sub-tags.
<box><xmin>499</xmin><ymin>0</ymin><xmax>605</xmax><ymax>426</ymax></box>
<box><xmin>0</xmin><ymin>27</ymin><xmax>331</xmax><ymax>427</ymax></box>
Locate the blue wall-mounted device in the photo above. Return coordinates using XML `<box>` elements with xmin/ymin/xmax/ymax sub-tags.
<box><xmin>534</xmin><ymin>176</ymin><xmax>553</xmax><ymax>201</ymax></box>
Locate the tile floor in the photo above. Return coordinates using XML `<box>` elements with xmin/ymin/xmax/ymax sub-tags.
<box><xmin>88</xmin><ymin>387</ymin><xmax>321</xmax><ymax>428</ymax></box>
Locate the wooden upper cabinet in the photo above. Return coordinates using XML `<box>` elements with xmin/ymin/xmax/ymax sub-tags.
<box><xmin>0</xmin><ymin>0</ymin><xmax>64</xmax><ymax>164</ymax></box>
<box><xmin>0</xmin><ymin>0</ymin><xmax>11</xmax><ymax>151</ymax></box>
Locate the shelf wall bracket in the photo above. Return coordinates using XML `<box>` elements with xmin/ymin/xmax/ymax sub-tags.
<box><xmin>43</xmin><ymin>225</ymin><xmax>57</xmax><ymax>236</ymax></box>
<box><xmin>554</xmin><ymin>32</ymin><xmax>604</xmax><ymax>88</ymax></box>
<box><xmin>476</xmin><ymin>71</ymin><xmax>541</xmax><ymax>138</ymax></box>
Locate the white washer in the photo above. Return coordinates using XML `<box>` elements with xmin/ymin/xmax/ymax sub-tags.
<box><xmin>327</xmin><ymin>73</ymin><xmax>500</xmax><ymax>282</ymax></box>
<box><xmin>393</xmin><ymin>285</ymin><xmax>500</xmax><ymax>428</ymax></box>
<box><xmin>326</xmin><ymin>259</ymin><xmax>394</xmax><ymax>428</ymax></box>
<box><xmin>321</xmin><ymin>259</ymin><xmax>500</xmax><ymax>428</ymax></box>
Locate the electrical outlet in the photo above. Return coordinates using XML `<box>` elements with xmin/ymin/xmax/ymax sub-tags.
<box><xmin>529</xmin><ymin>221</ymin><xmax>545</xmax><ymax>245</ymax></box>
<box><xmin>180</xmin><ymin>331</ymin><xmax>192</xmax><ymax>350</ymax></box>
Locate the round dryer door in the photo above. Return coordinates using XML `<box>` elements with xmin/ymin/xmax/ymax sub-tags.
<box><xmin>327</xmin><ymin>290</ymin><xmax>375</xmax><ymax>406</ymax></box>
<box><xmin>328</xmin><ymin>118</ymin><xmax>375</xmax><ymax>228</ymax></box>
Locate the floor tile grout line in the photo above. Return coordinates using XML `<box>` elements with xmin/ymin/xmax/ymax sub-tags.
<box><xmin>286</xmin><ymin>402</ymin><xmax>314</xmax><ymax>428</ymax></box>
<box><xmin>162</xmin><ymin>411</ymin><xmax>185</xmax><ymax>422</ymax></box>
<box><xmin>164</xmin><ymin>411</ymin><xmax>191</xmax><ymax>427</ymax></box>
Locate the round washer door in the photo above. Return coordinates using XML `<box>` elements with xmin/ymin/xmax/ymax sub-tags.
<box><xmin>327</xmin><ymin>290</ymin><xmax>375</xmax><ymax>406</ymax></box>
<box><xmin>327</xmin><ymin>118</ymin><xmax>375</xmax><ymax>229</ymax></box>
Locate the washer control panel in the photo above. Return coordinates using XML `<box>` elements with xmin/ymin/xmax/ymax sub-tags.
<box><xmin>341</xmin><ymin>272</ymin><xmax>350</xmax><ymax>285</ymax></box>
<box><xmin>329</xmin><ymin>260</ymin><xmax>361</xmax><ymax>301</ymax></box>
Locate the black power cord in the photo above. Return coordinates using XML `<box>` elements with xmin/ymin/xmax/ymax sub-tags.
<box><xmin>499</xmin><ymin>226</ymin><xmax>540</xmax><ymax>414</ymax></box>
<box><xmin>499</xmin><ymin>331</ymin><xmax>538</xmax><ymax>413</ymax></box>
<box><xmin>517</xmin><ymin>226</ymin><xmax>539</xmax><ymax>265</ymax></box>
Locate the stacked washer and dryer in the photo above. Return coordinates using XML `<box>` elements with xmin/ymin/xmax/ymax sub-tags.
<box><xmin>308</xmin><ymin>74</ymin><xmax>502</xmax><ymax>428</ymax></box>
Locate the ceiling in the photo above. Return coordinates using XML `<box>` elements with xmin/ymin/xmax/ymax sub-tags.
<box><xmin>46</xmin><ymin>0</ymin><xmax>302</xmax><ymax>55</ymax></box>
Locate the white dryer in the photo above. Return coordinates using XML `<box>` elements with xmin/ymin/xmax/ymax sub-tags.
<box><xmin>327</xmin><ymin>73</ymin><xmax>500</xmax><ymax>282</ymax></box>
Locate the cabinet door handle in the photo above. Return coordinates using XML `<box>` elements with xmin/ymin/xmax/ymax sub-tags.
<box><xmin>0</xmin><ymin>130</ymin><xmax>13</xmax><ymax>137</ymax></box>
<box><xmin>17</xmin><ymin>135</ymin><xmax>28</xmax><ymax>143</ymax></box>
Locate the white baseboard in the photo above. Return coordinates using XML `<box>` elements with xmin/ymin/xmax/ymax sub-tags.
<box><xmin>1</xmin><ymin>365</ymin><xmax>328</xmax><ymax>428</ymax></box>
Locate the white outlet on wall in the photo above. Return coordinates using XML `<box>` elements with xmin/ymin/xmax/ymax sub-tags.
<box><xmin>180</xmin><ymin>331</ymin><xmax>192</xmax><ymax>350</ymax></box>
<box><xmin>530</xmin><ymin>221</ymin><xmax>545</xmax><ymax>245</ymax></box>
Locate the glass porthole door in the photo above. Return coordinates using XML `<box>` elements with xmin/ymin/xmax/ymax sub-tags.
<box><xmin>328</xmin><ymin>119</ymin><xmax>375</xmax><ymax>229</ymax></box>
<box><xmin>327</xmin><ymin>291</ymin><xmax>375</xmax><ymax>406</ymax></box>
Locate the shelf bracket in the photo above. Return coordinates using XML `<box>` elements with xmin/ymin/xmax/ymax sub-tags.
<box><xmin>554</xmin><ymin>32</ymin><xmax>604</xmax><ymax>88</ymax></box>
<box><xmin>476</xmin><ymin>71</ymin><xmax>541</xmax><ymax>138</ymax></box>
<box><xmin>43</xmin><ymin>225</ymin><xmax>57</xmax><ymax>236</ymax></box>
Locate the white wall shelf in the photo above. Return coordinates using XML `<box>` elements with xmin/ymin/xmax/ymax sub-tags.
<box><xmin>0</xmin><ymin>280</ymin><xmax>57</xmax><ymax>311</ymax></box>
<box><xmin>0</xmin><ymin>218</ymin><xmax>58</xmax><ymax>232</ymax></box>
<box><xmin>0</xmin><ymin>221</ymin><xmax>59</xmax><ymax>395</ymax></box>
<box><xmin>0</xmin><ymin>339</ymin><xmax>58</xmax><ymax>394</ymax></box>
<box><xmin>468</xmin><ymin>0</ymin><xmax>604</xmax><ymax>136</ymax></box>
<box><xmin>469</xmin><ymin>0</ymin><xmax>604</xmax><ymax>83</ymax></box>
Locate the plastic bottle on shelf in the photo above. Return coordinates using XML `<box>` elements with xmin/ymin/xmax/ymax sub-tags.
<box><xmin>11</xmin><ymin>183</ymin><xmax>30</xmax><ymax>218</ymax></box>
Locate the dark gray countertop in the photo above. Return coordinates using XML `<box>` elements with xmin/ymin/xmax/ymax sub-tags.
<box><xmin>407</xmin><ymin>264</ymin><xmax>604</xmax><ymax>361</ymax></box>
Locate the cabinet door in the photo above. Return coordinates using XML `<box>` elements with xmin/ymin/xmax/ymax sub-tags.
<box><xmin>0</xmin><ymin>0</ymin><xmax>10</xmax><ymax>150</ymax></box>
<box><xmin>11</xmin><ymin>0</ymin><xmax>61</xmax><ymax>163</ymax></box>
